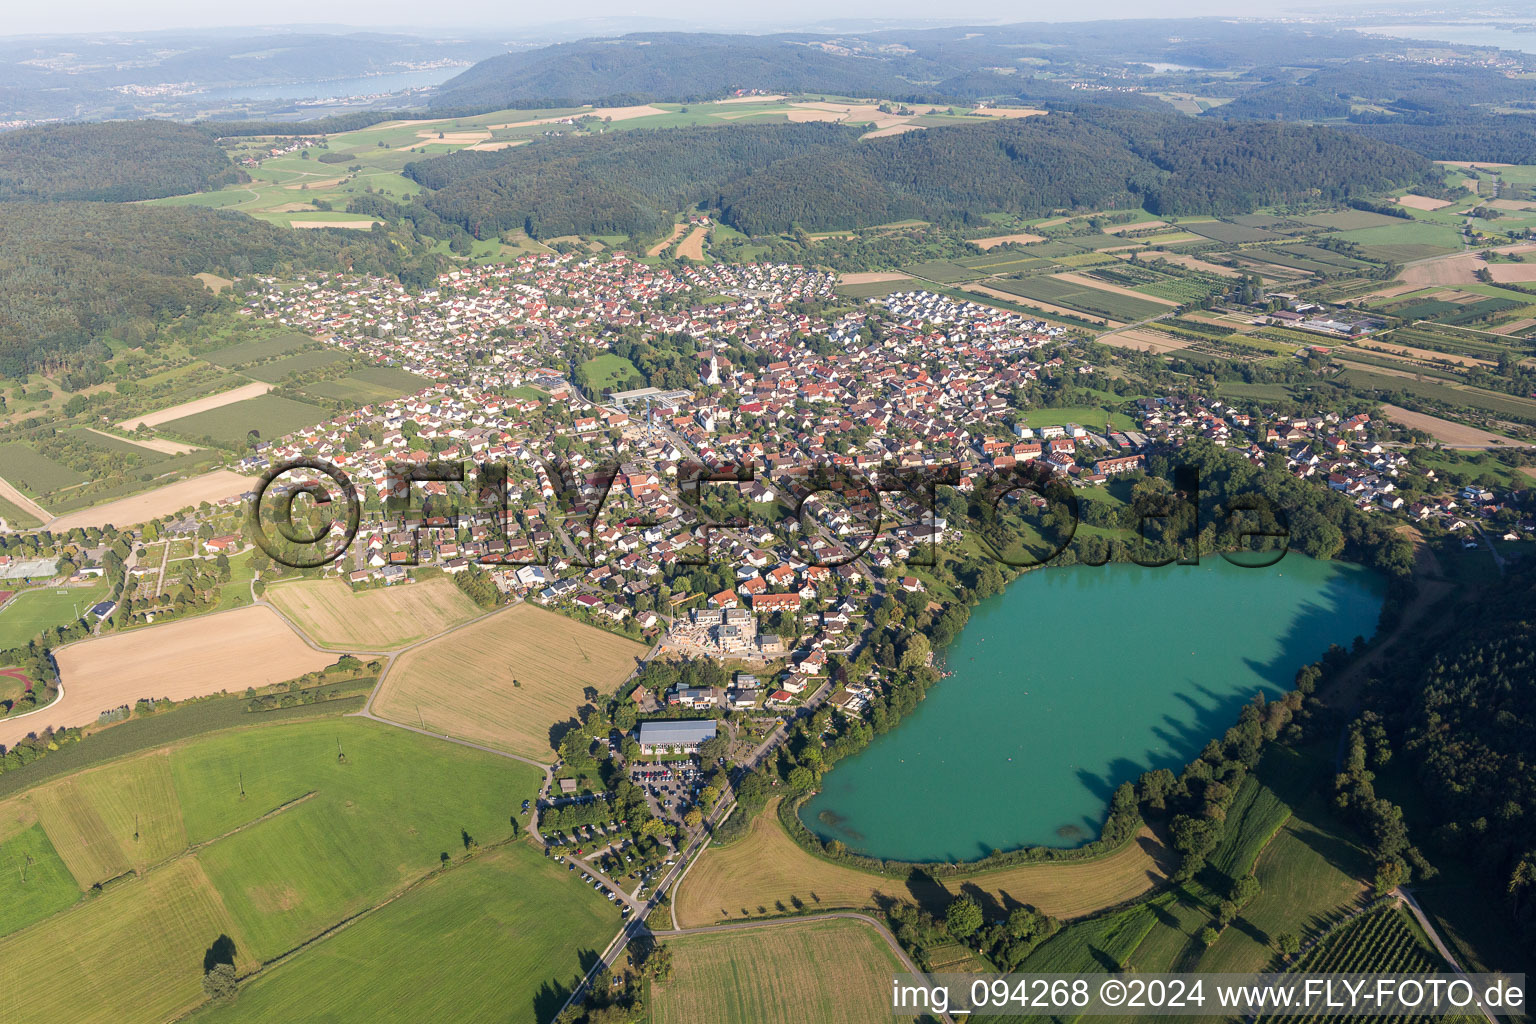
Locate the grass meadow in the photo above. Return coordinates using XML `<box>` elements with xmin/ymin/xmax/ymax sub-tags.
<box><xmin>197</xmin><ymin>844</ymin><xmax>616</xmax><ymax>1024</ymax></box>
<box><xmin>650</xmin><ymin>918</ymin><xmax>907</xmax><ymax>1024</ymax></box>
<box><xmin>0</xmin><ymin>716</ymin><xmax>573</xmax><ymax>1023</ymax></box>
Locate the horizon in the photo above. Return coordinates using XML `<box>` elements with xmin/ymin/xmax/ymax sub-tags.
<box><xmin>0</xmin><ymin>2</ymin><xmax>1466</xmax><ymax>41</ymax></box>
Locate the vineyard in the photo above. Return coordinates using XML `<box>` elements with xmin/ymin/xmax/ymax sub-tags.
<box><xmin>1259</xmin><ymin>903</ymin><xmax>1465</xmax><ymax>1024</ymax></box>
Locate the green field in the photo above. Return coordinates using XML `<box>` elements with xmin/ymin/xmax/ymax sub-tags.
<box><xmin>0</xmin><ymin>823</ymin><xmax>79</xmax><ymax>936</ymax></box>
<box><xmin>161</xmin><ymin>394</ymin><xmax>328</xmax><ymax>447</ymax></box>
<box><xmin>0</xmin><ymin>443</ymin><xmax>86</xmax><ymax>496</ymax></box>
<box><xmin>987</xmin><ymin>276</ymin><xmax>1170</xmax><ymax>322</ymax></box>
<box><xmin>0</xmin><ymin>717</ymin><xmax>565</xmax><ymax>1023</ymax></box>
<box><xmin>198</xmin><ymin>844</ymin><xmax>614</xmax><ymax>1024</ymax></box>
<box><xmin>0</xmin><ymin>583</ymin><xmax>107</xmax><ymax>649</ymax></box>
<box><xmin>243</xmin><ymin>350</ymin><xmax>348</xmax><ymax>382</ymax></box>
<box><xmin>580</xmin><ymin>353</ymin><xmax>644</xmax><ymax>393</ymax></box>
<box><xmin>1020</xmin><ymin>405</ymin><xmax>1137</xmax><ymax>431</ymax></box>
<box><xmin>203</xmin><ymin>333</ymin><xmax>315</xmax><ymax>368</ymax></box>
<box><xmin>1335</xmin><ymin>220</ymin><xmax>1465</xmax><ymax>251</ymax></box>
<box><xmin>300</xmin><ymin>366</ymin><xmax>433</xmax><ymax>404</ymax></box>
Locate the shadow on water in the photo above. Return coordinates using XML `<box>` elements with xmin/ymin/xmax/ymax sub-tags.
<box><xmin>804</xmin><ymin>560</ymin><xmax>1382</xmax><ymax>860</ymax></box>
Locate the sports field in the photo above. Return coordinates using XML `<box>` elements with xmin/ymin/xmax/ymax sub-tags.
<box><xmin>199</xmin><ymin>844</ymin><xmax>615</xmax><ymax>1024</ymax></box>
<box><xmin>674</xmin><ymin>800</ymin><xmax>1171</xmax><ymax>928</ymax></box>
<box><xmin>374</xmin><ymin>603</ymin><xmax>646</xmax><ymax>759</ymax></box>
<box><xmin>266</xmin><ymin>577</ymin><xmax>483</xmax><ymax>650</ymax></box>
<box><xmin>651</xmin><ymin>918</ymin><xmax>906</xmax><ymax>1024</ymax></box>
<box><xmin>0</xmin><ymin>582</ymin><xmax>107</xmax><ymax>649</ymax></box>
<box><xmin>3</xmin><ymin>606</ymin><xmax>333</xmax><ymax>747</ymax></box>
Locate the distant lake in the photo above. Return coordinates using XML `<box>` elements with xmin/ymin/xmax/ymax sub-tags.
<box><xmin>1353</xmin><ymin>23</ymin><xmax>1536</xmax><ymax>55</ymax></box>
<box><xmin>196</xmin><ymin>67</ymin><xmax>463</xmax><ymax>104</ymax></box>
<box><xmin>799</xmin><ymin>555</ymin><xmax>1383</xmax><ymax>863</ymax></box>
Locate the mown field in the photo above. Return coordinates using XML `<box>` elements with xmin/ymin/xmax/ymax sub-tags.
<box><xmin>197</xmin><ymin>844</ymin><xmax>614</xmax><ymax>1024</ymax></box>
<box><xmin>0</xmin><ymin>717</ymin><xmax>581</xmax><ymax>1024</ymax></box>
<box><xmin>674</xmin><ymin>799</ymin><xmax>1171</xmax><ymax>928</ymax></box>
<box><xmin>650</xmin><ymin>918</ymin><xmax>908</xmax><ymax>1024</ymax></box>
<box><xmin>374</xmin><ymin>603</ymin><xmax>646</xmax><ymax>759</ymax></box>
<box><xmin>580</xmin><ymin>353</ymin><xmax>643</xmax><ymax>393</ymax></box>
<box><xmin>266</xmin><ymin>576</ymin><xmax>483</xmax><ymax>650</ymax></box>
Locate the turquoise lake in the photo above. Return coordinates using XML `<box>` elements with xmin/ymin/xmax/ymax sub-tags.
<box><xmin>799</xmin><ymin>555</ymin><xmax>1384</xmax><ymax>862</ymax></box>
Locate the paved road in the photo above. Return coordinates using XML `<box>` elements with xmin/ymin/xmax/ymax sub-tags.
<box><xmin>1397</xmin><ymin>887</ymin><xmax>1502</xmax><ymax>1024</ymax></box>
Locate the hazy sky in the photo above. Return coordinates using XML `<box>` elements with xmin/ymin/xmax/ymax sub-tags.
<box><xmin>4</xmin><ymin>1</ymin><xmax>1307</xmax><ymax>39</ymax></box>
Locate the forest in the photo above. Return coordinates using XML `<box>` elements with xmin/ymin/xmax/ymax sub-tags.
<box><xmin>0</xmin><ymin>120</ymin><xmax>246</xmax><ymax>202</ymax></box>
<box><xmin>0</xmin><ymin>202</ymin><xmax>448</xmax><ymax>378</ymax></box>
<box><xmin>430</xmin><ymin>21</ymin><xmax>1411</xmax><ymax>113</ymax></box>
<box><xmin>403</xmin><ymin>109</ymin><xmax>1431</xmax><ymax>239</ymax></box>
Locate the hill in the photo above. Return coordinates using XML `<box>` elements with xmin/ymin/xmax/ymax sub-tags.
<box><xmin>0</xmin><ymin>120</ymin><xmax>245</xmax><ymax>202</ymax></box>
<box><xmin>0</xmin><ymin>202</ymin><xmax>447</xmax><ymax>378</ymax></box>
<box><xmin>431</xmin><ymin>32</ymin><xmax>939</xmax><ymax>110</ymax></box>
<box><xmin>404</xmin><ymin>109</ymin><xmax>1432</xmax><ymax>238</ymax></box>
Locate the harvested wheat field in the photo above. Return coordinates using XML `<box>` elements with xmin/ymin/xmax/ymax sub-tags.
<box><xmin>374</xmin><ymin>603</ymin><xmax>645</xmax><ymax>758</ymax></box>
<box><xmin>675</xmin><ymin>799</ymin><xmax>1172</xmax><ymax>928</ymax></box>
<box><xmin>466</xmin><ymin>139</ymin><xmax>529</xmax><ymax>152</ymax></box>
<box><xmin>414</xmin><ymin>130</ymin><xmax>490</xmax><ymax>145</ymax></box>
<box><xmin>970</xmin><ymin>232</ymin><xmax>1046</xmax><ymax>248</ymax></box>
<box><xmin>267</xmin><ymin>576</ymin><xmax>482</xmax><ymax>651</ymax></box>
<box><xmin>1492</xmin><ymin>317</ymin><xmax>1536</xmax><ymax>336</ymax></box>
<box><xmin>1146</xmin><ymin>253</ymin><xmax>1243</xmax><ymax>278</ymax></box>
<box><xmin>651</xmin><ymin>918</ymin><xmax>905</xmax><ymax>1024</ymax></box>
<box><xmin>676</xmin><ymin>225</ymin><xmax>708</xmax><ymax>261</ymax></box>
<box><xmin>117</xmin><ymin>382</ymin><xmax>273</xmax><ymax>431</ymax></box>
<box><xmin>42</xmin><ymin>469</ymin><xmax>253</xmax><ymax>532</ymax></box>
<box><xmin>194</xmin><ymin>272</ymin><xmax>233</xmax><ymax>293</ymax></box>
<box><xmin>970</xmin><ymin>106</ymin><xmax>1047</xmax><ymax>118</ymax></box>
<box><xmin>1101</xmin><ymin>329</ymin><xmax>1192</xmax><ymax>353</ymax></box>
<box><xmin>839</xmin><ymin>272</ymin><xmax>912</xmax><ymax>285</ymax></box>
<box><xmin>1377</xmin><ymin>403</ymin><xmax>1521</xmax><ymax>448</ymax></box>
<box><xmin>1486</xmin><ymin>263</ymin><xmax>1536</xmax><ymax>284</ymax></box>
<box><xmin>0</xmin><ymin>606</ymin><xmax>332</xmax><ymax>747</ymax></box>
<box><xmin>647</xmin><ymin>222</ymin><xmax>688</xmax><ymax>256</ymax></box>
<box><xmin>861</xmin><ymin>124</ymin><xmax>923</xmax><ymax>138</ymax></box>
<box><xmin>1396</xmin><ymin>194</ymin><xmax>1453</xmax><ymax>211</ymax></box>
<box><xmin>487</xmin><ymin>105</ymin><xmax>667</xmax><ymax>130</ymax></box>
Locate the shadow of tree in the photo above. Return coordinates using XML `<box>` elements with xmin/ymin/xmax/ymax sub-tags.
<box><xmin>203</xmin><ymin>934</ymin><xmax>237</xmax><ymax>973</ymax></box>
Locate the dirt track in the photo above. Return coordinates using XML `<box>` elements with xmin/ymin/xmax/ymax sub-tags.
<box><xmin>117</xmin><ymin>382</ymin><xmax>272</xmax><ymax>431</ymax></box>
